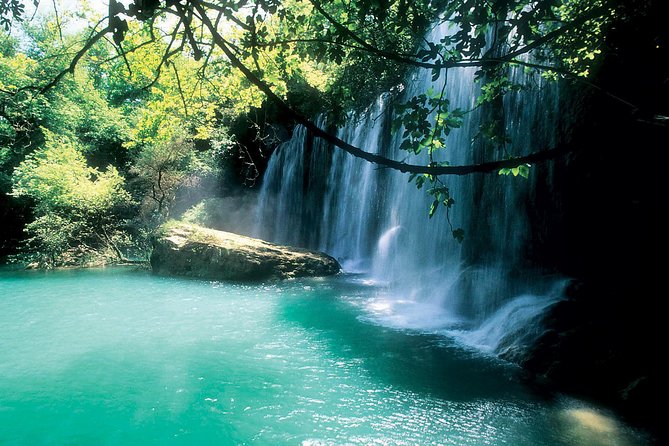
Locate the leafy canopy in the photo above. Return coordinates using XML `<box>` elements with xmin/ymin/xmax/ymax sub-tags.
<box><xmin>1</xmin><ymin>0</ymin><xmax>649</xmax><ymax>247</ymax></box>
<box><xmin>2</xmin><ymin>0</ymin><xmax>624</xmax><ymax>175</ymax></box>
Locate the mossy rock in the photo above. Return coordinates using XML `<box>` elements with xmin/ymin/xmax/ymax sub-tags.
<box><xmin>151</xmin><ymin>222</ymin><xmax>341</xmax><ymax>281</ymax></box>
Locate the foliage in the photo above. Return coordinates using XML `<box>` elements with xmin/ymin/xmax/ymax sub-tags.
<box><xmin>130</xmin><ymin>131</ymin><xmax>219</xmax><ymax>218</ymax></box>
<box><xmin>0</xmin><ymin>0</ymin><xmax>657</xmax><ymax>255</ymax></box>
<box><xmin>11</xmin><ymin>129</ymin><xmax>132</xmax><ymax>266</ymax></box>
<box><xmin>0</xmin><ymin>38</ymin><xmax>48</xmax><ymax>166</ymax></box>
<box><xmin>499</xmin><ymin>163</ymin><xmax>531</xmax><ymax>178</ymax></box>
<box><xmin>181</xmin><ymin>197</ymin><xmax>227</xmax><ymax>229</ymax></box>
<box><xmin>20</xmin><ymin>214</ymin><xmax>86</xmax><ymax>267</ymax></box>
<box><xmin>393</xmin><ymin>87</ymin><xmax>464</xmax><ymax>157</ymax></box>
<box><xmin>76</xmin><ymin>0</ymin><xmax>621</xmax><ymax>199</ymax></box>
<box><xmin>549</xmin><ymin>0</ymin><xmax>611</xmax><ymax>78</ymax></box>
<box><xmin>5</xmin><ymin>0</ymin><xmax>624</xmax><ymax>174</ymax></box>
<box><xmin>0</xmin><ymin>18</ymin><xmax>130</xmax><ymax>168</ymax></box>
<box><xmin>13</xmin><ymin>130</ymin><xmax>127</xmax><ymax>210</ymax></box>
<box><xmin>0</xmin><ymin>0</ymin><xmax>35</xmax><ymax>30</ymax></box>
<box><xmin>0</xmin><ymin>10</ymin><xmax>231</xmax><ymax>261</ymax></box>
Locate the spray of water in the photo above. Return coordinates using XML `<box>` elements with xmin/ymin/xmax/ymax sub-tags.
<box><xmin>254</xmin><ymin>21</ymin><xmax>564</xmax><ymax>354</ymax></box>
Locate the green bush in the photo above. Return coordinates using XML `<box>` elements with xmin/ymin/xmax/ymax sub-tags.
<box><xmin>11</xmin><ymin>129</ymin><xmax>133</xmax><ymax>266</ymax></box>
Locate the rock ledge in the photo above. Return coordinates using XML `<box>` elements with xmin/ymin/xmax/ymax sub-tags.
<box><xmin>151</xmin><ymin>222</ymin><xmax>341</xmax><ymax>281</ymax></box>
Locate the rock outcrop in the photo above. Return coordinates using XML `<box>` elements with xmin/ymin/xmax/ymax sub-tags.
<box><xmin>151</xmin><ymin>222</ymin><xmax>341</xmax><ymax>281</ymax></box>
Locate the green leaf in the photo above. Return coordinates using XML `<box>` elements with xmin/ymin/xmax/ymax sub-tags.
<box><xmin>429</xmin><ymin>200</ymin><xmax>439</xmax><ymax>218</ymax></box>
<box><xmin>415</xmin><ymin>176</ymin><xmax>425</xmax><ymax>189</ymax></box>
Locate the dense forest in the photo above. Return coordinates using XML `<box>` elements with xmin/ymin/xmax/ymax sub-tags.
<box><xmin>1</xmin><ymin>0</ymin><xmax>668</xmax><ymax>443</ymax></box>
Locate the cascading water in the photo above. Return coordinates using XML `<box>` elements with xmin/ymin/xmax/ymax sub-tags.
<box><xmin>255</xmin><ymin>21</ymin><xmax>565</xmax><ymax>355</ymax></box>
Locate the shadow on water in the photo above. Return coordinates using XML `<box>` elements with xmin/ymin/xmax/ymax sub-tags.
<box><xmin>1</xmin><ymin>269</ymin><xmax>654</xmax><ymax>445</ymax></box>
<box><xmin>272</xmin><ymin>278</ymin><xmax>656</xmax><ymax>445</ymax></box>
<box><xmin>274</xmin><ymin>276</ymin><xmax>533</xmax><ymax>403</ymax></box>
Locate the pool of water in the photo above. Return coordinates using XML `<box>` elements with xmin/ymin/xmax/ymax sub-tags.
<box><xmin>0</xmin><ymin>267</ymin><xmax>650</xmax><ymax>445</ymax></box>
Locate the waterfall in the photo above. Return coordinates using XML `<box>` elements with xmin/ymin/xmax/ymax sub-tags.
<box><xmin>254</xmin><ymin>21</ymin><xmax>564</xmax><ymax>354</ymax></box>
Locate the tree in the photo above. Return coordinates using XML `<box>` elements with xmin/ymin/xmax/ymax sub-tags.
<box><xmin>18</xmin><ymin>3</ymin><xmax>666</xmax><ymax>156</ymax></box>
<box><xmin>11</xmin><ymin>129</ymin><xmax>133</xmax><ymax>266</ymax></box>
<box><xmin>0</xmin><ymin>13</ymin><xmax>134</xmax><ymax>257</ymax></box>
<box><xmin>2</xmin><ymin>0</ymin><xmax>665</xmax><ymax>219</ymax></box>
<box><xmin>1</xmin><ymin>6</ymin><xmax>244</xmax><ymax>259</ymax></box>
<box><xmin>130</xmin><ymin>131</ymin><xmax>218</xmax><ymax>218</ymax></box>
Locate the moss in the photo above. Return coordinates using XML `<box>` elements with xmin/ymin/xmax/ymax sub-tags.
<box><xmin>151</xmin><ymin>221</ymin><xmax>341</xmax><ymax>281</ymax></box>
<box><xmin>187</xmin><ymin>228</ymin><xmax>222</xmax><ymax>245</ymax></box>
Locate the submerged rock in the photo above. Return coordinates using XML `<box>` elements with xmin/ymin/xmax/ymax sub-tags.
<box><xmin>151</xmin><ymin>222</ymin><xmax>341</xmax><ymax>281</ymax></box>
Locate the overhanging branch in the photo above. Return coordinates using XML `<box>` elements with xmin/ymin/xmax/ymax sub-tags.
<box><xmin>6</xmin><ymin>0</ymin><xmax>581</xmax><ymax>176</ymax></box>
<box><xmin>193</xmin><ymin>0</ymin><xmax>570</xmax><ymax>176</ymax></box>
<box><xmin>307</xmin><ymin>0</ymin><xmax>608</xmax><ymax>71</ymax></box>
<box><xmin>9</xmin><ymin>20</ymin><xmax>113</xmax><ymax>94</ymax></box>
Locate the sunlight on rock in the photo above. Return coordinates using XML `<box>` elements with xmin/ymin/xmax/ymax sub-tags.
<box><xmin>559</xmin><ymin>407</ymin><xmax>642</xmax><ymax>446</ymax></box>
<box><xmin>564</xmin><ymin>408</ymin><xmax>618</xmax><ymax>433</ymax></box>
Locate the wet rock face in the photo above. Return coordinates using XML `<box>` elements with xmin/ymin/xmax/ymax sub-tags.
<box><xmin>151</xmin><ymin>222</ymin><xmax>341</xmax><ymax>281</ymax></box>
<box><xmin>508</xmin><ymin>280</ymin><xmax>666</xmax><ymax>438</ymax></box>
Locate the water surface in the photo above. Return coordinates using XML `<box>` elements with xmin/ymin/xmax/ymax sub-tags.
<box><xmin>0</xmin><ymin>268</ymin><xmax>648</xmax><ymax>445</ymax></box>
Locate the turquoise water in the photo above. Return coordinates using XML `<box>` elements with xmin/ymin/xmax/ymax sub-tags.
<box><xmin>0</xmin><ymin>268</ymin><xmax>649</xmax><ymax>445</ymax></box>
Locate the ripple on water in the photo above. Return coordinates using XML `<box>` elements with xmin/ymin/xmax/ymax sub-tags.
<box><xmin>0</xmin><ymin>268</ymin><xmax>653</xmax><ymax>445</ymax></box>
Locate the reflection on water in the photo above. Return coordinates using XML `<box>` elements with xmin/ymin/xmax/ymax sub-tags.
<box><xmin>0</xmin><ymin>267</ymin><xmax>653</xmax><ymax>445</ymax></box>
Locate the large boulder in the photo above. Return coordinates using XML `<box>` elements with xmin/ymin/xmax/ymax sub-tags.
<box><xmin>151</xmin><ymin>222</ymin><xmax>341</xmax><ymax>281</ymax></box>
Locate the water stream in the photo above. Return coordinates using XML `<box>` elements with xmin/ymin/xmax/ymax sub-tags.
<box><xmin>255</xmin><ymin>21</ymin><xmax>563</xmax><ymax>354</ymax></box>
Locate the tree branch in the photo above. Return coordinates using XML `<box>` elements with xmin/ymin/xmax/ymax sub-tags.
<box><xmin>168</xmin><ymin>60</ymin><xmax>189</xmax><ymax>117</ymax></box>
<box><xmin>97</xmin><ymin>38</ymin><xmax>156</xmax><ymax>64</ymax></box>
<box><xmin>254</xmin><ymin>2</ymin><xmax>608</xmax><ymax>85</ymax></box>
<box><xmin>5</xmin><ymin>0</ymin><xmax>599</xmax><ymax>176</ymax></box>
<box><xmin>251</xmin><ymin>31</ymin><xmax>639</xmax><ymax>112</ymax></box>
<box><xmin>499</xmin><ymin>5</ymin><xmax>609</xmax><ymax>62</ymax></box>
<box><xmin>196</xmin><ymin>0</ymin><xmax>252</xmax><ymax>31</ymax></box>
<box><xmin>37</xmin><ymin>23</ymin><xmax>113</xmax><ymax>93</ymax></box>
<box><xmin>51</xmin><ymin>0</ymin><xmax>62</xmax><ymax>42</ymax></box>
<box><xmin>102</xmin><ymin>34</ymin><xmax>133</xmax><ymax>76</ymax></box>
<box><xmin>193</xmin><ymin>0</ymin><xmax>571</xmax><ymax>176</ymax></box>
<box><xmin>110</xmin><ymin>17</ymin><xmax>184</xmax><ymax>103</ymax></box>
